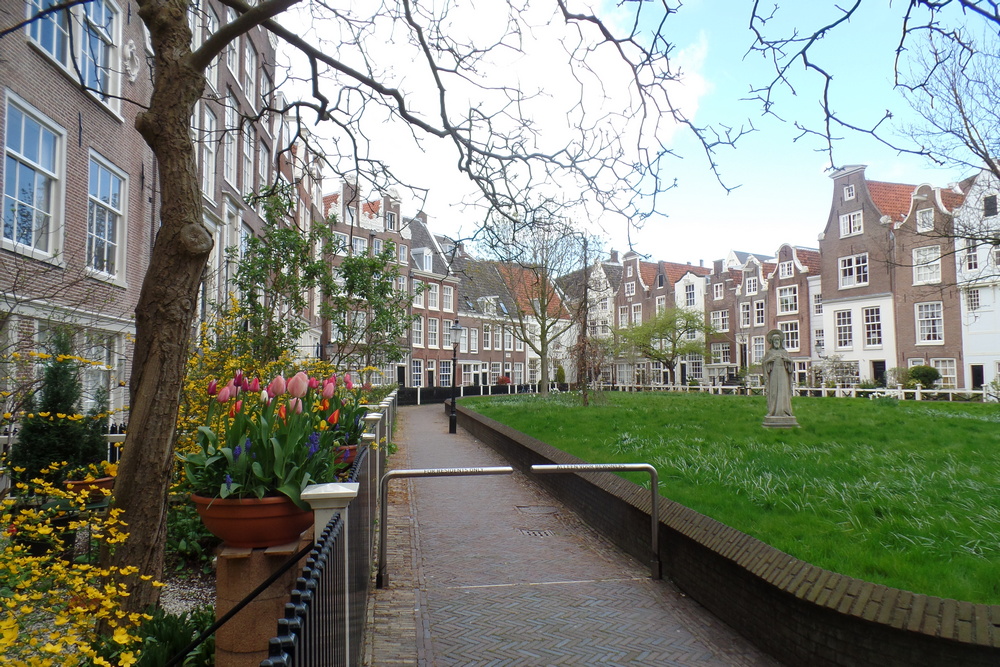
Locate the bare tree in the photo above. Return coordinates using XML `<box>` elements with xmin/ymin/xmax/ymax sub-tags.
<box><xmin>4</xmin><ymin>0</ymin><xmax>753</xmax><ymax>610</ymax></box>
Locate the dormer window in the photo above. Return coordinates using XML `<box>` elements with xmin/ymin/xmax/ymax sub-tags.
<box><xmin>413</xmin><ymin>248</ymin><xmax>433</xmax><ymax>272</ymax></box>
<box><xmin>916</xmin><ymin>208</ymin><xmax>933</xmax><ymax>233</ymax></box>
<box><xmin>844</xmin><ymin>184</ymin><xmax>855</xmax><ymax>201</ymax></box>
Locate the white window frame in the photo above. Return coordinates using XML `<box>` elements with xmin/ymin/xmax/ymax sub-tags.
<box><xmin>442</xmin><ymin>285</ymin><xmax>454</xmax><ymax>311</ymax></box>
<box><xmin>385</xmin><ymin>211</ymin><xmax>396</xmax><ymax>231</ymax></box>
<box><xmin>740</xmin><ymin>302</ymin><xmax>751</xmax><ymax>328</ymax></box>
<box><xmin>224</xmin><ymin>92</ymin><xmax>238</xmax><ymax>186</ymax></box>
<box><xmin>863</xmin><ymin>306</ymin><xmax>882</xmax><ymax>348</ymax></box>
<box><xmin>684</xmin><ymin>283</ymin><xmax>695</xmax><ymax>307</ymax></box>
<box><xmin>439</xmin><ymin>359</ymin><xmax>452</xmax><ymax>388</ymax></box>
<box><xmin>625</xmin><ymin>281</ymin><xmax>636</xmax><ymax>297</ymax></box>
<box><xmin>411</xmin><ymin>316</ymin><xmax>424</xmax><ymax>347</ymax></box>
<box><xmin>412</xmin><ymin>280</ymin><xmax>424</xmax><ymax>308</ymax></box>
<box><xmin>913</xmin><ymin>245</ymin><xmax>941</xmax><ymax>285</ymax></box>
<box><xmin>655</xmin><ymin>295</ymin><xmax>667</xmax><ymax>314</ymax></box>
<box><xmin>835</xmin><ymin>310</ymin><xmax>853</xmax><ymax>349</ymax></box>
<box><xmin>86</xmin><ymin>152</ymin><xmax>126</xmax><ymax>279</ymax></box>
<box><xmin>427</xmin><ymin>283</ymin><xmax>439</xmax><ymax>310</ymax></box>
<box><xmin>931</xmin><ymin>358</ymin><xmax>957</xmax><ymax>389</ymax></box>
<box><xmin>751</xmin><ymin>336</ymin><xmax>765</xmax><ymax>364</ymax></box>
<box><xmin>916</xmin><ymin>302</ymin><xmax>944</xmax><ymax>344</ymax></box>
<box><xmin>713</xmin><ymin>283</ymin><xmax>724</xmax><ymax>300</ymax></box>
<box><xmin>966</xmin><ymin>288</ymin><xmax>981</xmax><ymax>312</ymax></box>
<box><xmin>710</xmin><ymin>309</ymin><xmax>729</xmax><ymax>332</ymax></box>
<box><xmin>965</xmin><ymin>245</ymin><xmax>979</xmax><ymax>271</ymax></box>
<box><xmin>744</xmin><ymin>276</ymin><xmax>758</xmax><ymax>295</ymax></box>
<box><xmin>411</xmin><ymin>359</ymin><xmax>423</xmax><ymax>387</ymax></box>
<box><xmin>427</xmin><ymin>318</ymin><xmax>439</xmax><ymax>348</ymax></box>
<box><xmin>631</xmin><ymin>303</ymin><xmax>642</xmax><ymax>325</ymax></box>
<box><xmin>779</xmin><ymin>321</ymin><xmax>800</xmax><ymax>352</ymax></box>
<box><xmin>839</xmin><ymin>253</ymin><xmax>869</xmax><ymax>288</ymax></box>
<box><xmin>839</xmin><ymin>210</ymin><xmax>863</xmax><ymax>237</ymax></box>
<box><xmin>778</xmin><ymin>261</ymin><xmax>794</xmax><ymax>279</ymax></box>
<box><xmin>244</xmin><ymin>43</ymin><xmax>257</xmax><ymax>106</ymax></box>
<box><xmin>813</xmin><ymin>294</ymin><xmax>823</xmax><ymax>315</ymax></box>
<box><xmin>398</xmin><ymin>244</ymin><xmax>408</xmax><ymax>265</ymax></box>
<box><xmin>754</xmin><ymin>300</ymin><xmax>765</xmax><ymax>326</ymax></box>
<box><xmin>470</xmin><ymin>328</ymin><xmax>479</xmax><ymax>353</ymax></box>
<box><xmin>3</xmin><ymin>96</ymin><xmax>65</xmax><ymax>258</ymax></box>
<box><xmin>843</xmin><ymin>184</ymin><xmax>855</xmax><ymax>201</ymax></box>
<box><xmin>777</xmin><ymin>286</ymin><xmax>798</xmax><ymax>314</ymax></box>
<box><xmin>916</xmin><ymin>208</ymin><xmax>934</xmax><ymax>233</ymax></box>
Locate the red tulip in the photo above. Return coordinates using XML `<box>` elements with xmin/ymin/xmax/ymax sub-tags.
<box><xmin>207</xmin><ymin>379</ymin><xmax>218</xmax><ymax>396</ymax></box>
<box><xmin>248</xmin><ymin>377</ymin><xmax>261</xmax><ymax>393</ymax></box>
<box><xmin>329</xmin><ymin>409</ymin><xmax>340</xmax><ymax>425</ymax></box>
<box><xmin>278</xmin><ymin>404</ymin><xmax>287</xmax><ymax>421</ymax></box>
<box><xmin>288</xmin><ymin>372</ymin><xmax>309</xmax><ymax>398</ymax></box>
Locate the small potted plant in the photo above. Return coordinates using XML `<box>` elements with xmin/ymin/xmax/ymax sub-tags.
<box><xmin>179</xmin><ymin>370</ymin><xmax>368</xmax><ymax>548</ymax></box>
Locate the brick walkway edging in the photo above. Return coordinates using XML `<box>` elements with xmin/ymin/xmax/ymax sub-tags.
<box><xmin>453</xmin><ymin>403</ymin><xmax>1000</xmax><ymax>667</ymax></box>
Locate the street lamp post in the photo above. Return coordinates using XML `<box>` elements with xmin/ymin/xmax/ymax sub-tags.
<box><xmin>449</xmin><ymin>318</ymin><xmax>463</xmax><ymax>434</ymax></box>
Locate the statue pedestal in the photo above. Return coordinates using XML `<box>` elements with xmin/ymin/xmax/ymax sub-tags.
<box><xmin>763</xmin><ymin>416</ymin><xmax>799</xmax><ymax>429</ymax></box>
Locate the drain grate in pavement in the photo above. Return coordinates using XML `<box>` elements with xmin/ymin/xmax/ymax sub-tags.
<box><xmin>519</xmin><ymin>528</ymin><xmax>555</xmax><ymax>538</ymax></box>
<box><xmin>515</xmin><ymin>505</ymin><xmax>560</xmax><ymax>515</ymax></box>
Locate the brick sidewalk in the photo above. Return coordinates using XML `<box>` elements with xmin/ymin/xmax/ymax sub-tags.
<box><xmin>364</xmin><ymin>405</ymin><xmax>782</xmax><ymax>666</ymax></box>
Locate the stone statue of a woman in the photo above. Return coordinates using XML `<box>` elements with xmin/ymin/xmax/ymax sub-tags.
<box><xmin>761</xmin><ymin>329</ymin><xmax>799</xmax><ymax>428</ymax></box>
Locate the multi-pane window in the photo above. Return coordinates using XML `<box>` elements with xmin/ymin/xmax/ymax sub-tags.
<box><xmin>916</xmin><ymin>302</ymin><xmax>944</xmax><ymax>343</ymax></box>
<box><xmin>28</xmin><ymin>0</ymin><xmax>70</xmax><ymax>65</ymax></box>
<box><xmin>839</xmin><ymin>253</ymin><xmax>869</xmax><ymax>288</ymax></box>
<box><xmin>411</xmin><ymin>359</ymin><xmax>423</xmax><ymax>387</ymax></box>
<box><xmin>205</xmin><ymin>8</ymin><xmax>219</xmax><ymax>87</ymax></box>
<box><xmin>515</xmin><ymin>333</ymin><xmax>524</xmax><ymax>352</ymax></box>
<box><xmin>504</xmin><ymin>328</ymin><xmax>513</xmax><ymax>350</ymax></box>
<box><xmin>244</xmin><ymin>45</ymin><xmax>257</xmax><ymax>105</ymax></box>
<box><xmin>777</xmin><ymin>286</ymin><xmax>798</xmax><ymax>313</ymax></box>
<box><xmin>713</xmin><ymin>283</ymin><xmax>724</xmax><ymax>300</ymax></box>
<box><xmin>710</xmin><ymin>342</ymin><xmax>731</xmax><ymax>364</ymax></box>
<box><xmin>398</xmin><ymin>244</ymin><xmax>408</xmax><ymax>264</ymax></box>
<box><xmin>411</xmin><ymin>317</ymin><xmax>423</xmax><ymax>346</ymax></box>
<box><xmin>710</xmin><ymin>309</ymin><xmax>729</xmax><ymax>332</ymax></box>
<box><xmin>352</xmin><ymin>236</ymin><xmax>368</xmax><ymax>255</ymax></box>
<box><xmin>965</xmin><ymin>245</ymin><xmax>979</xmax><ymax>271</ymax></box>
<box><xmin>625</xmin><ymin>281</ymin><xmax>636</xmax><ymax>297</ymax></box>
<box><xmin>687</xmin><ymin>354</ymin><xmax>704</xmax><ymax>380</ymax></box>
<box><xmin>443</xmin><ymin>285</ymin><xmax>454</xmax><ymax>311</ymax></box>
<box><xmin>779</xmin><ymin>321</ymin><xmax>799</xmax><ymax>351</ymax></box>
<box><xmin>490</xmin><ymin>362</ymin><xmax>501</xmax><ymax>385</ymax></box>
<box><xmin>739</xmin><ymin>302</ymin><xmax>751</xmax><ymax>328</ymax></box>
<box><xmin>835</xmin><ymin>310</ymin><xmax>853</xmax><ymax>348</ymax></box>
<box><xmin>385</xmin><ymin>211</ymin><xmax>397</xmax><ymax>230</ymax></box>
<box><xmin>779</xmin><ymin>261</ymin><xmax>794</xmax><ymax>279</ymax></box>
<box><xmin>224</xmin><ymin>93</ymin><xmax>238</xmax><ymax>185</ymax></box>
<box><xmin>619</xmin><ymin>305</ymin><xmax>628</xmax><ymax>328</ymax></box>
<box><xmin>815</xmin><ymin>329</ymin><xmax>825</xmax><ymax>351</ymax></box>
<box><xmin>684</xmin><ymin>284</ymin><xmax>695</xmax><ymax>307</ymax></box>
<box><xmin>201</xmin><ymin>108</ymin><xmax>217</xmax><ymax>197</ymax></box>
<box><xmin>482</xmin><ymin>324</ymin><xmax>491</xmax><ymax>349</ymax></box>
<box><xmin>513</xmin><ymin>362</ymin><xmax>524</xmax><ymax>384</ymax></box>
<box><xmin>631</xmin><ymin>303</ymin><xmax>642</xmax><ymax>325</ymax></box>
<box><xmin>745</xmin><ymin>276</ymin><xmax>758</xmax><ymax>295</ymax></box>
<box><xmin>82</xmin><ymin>0</ymin><xmax>118</xmax><ymax>101</ymax></box>
<box><xmin>470</xmin><ymin>328</ymin><xmax>479</xmax><ymax>353</ymax></box>
<box><xmin>931</xmin><ymin>358</ymin><xmax>957</xmax><ymax>389</ymax></box>
<box><xmin>439</xmin><ymin>360</ymin><xmax>452</xmax><ymax>387</ymax></box>
<box><xmin>427</xmin><ymin>318</ymin><xmax>439</xmax><ymax>348</ymax></box>
<box><xmin>656</xmin><ymin>295</ymin><xmax>666</xmax><ymax>314</ymax></box>
<box><xmin>813</xmin><ymin>293</ymin><xmax>823</xmax><ymax>315</ymax></box>
<box><xmin>412</xmin><ymin>280</ymin><xmax>424</xmax><ymax>307</ymax></box>
<box><xmin>913</xmin><ymin>246</ymin><xmax>941</xmax><ymax>285</ymax></box>
<box><xmin>754</xmin><ymin>300</ymin><xmax>765</xmax><ymax>326</ymax></box>
<box><xmin>242</xmin><ymin>130</ymin><xmax>254</xmax><ymax>196</ymax></box>
<box><xmin>427</xmin><ymin>284</ymin><xmax>439</xmax><ymax>309</ymax></box>
<box><xmin>967</xmin><ymin>288</ymin><xmax>982</xmax><ymax>312</ymax></box>
<box><xmin>839</xmin><ymin>211</ymin><xmax>863</xmax><ymax>237</ymax></box>
<box><xmin>844</xmin><ymin>184</ymin><xmax>855</xmax><ymax>200</ymax></box>
<box><xmin>916</xmin><ymin>208</ymin><xmax>934</xmax><ymax>233</ymax></box>
<box><xmin>4</xmin><ymin>101</ymin><xmax>61</xmax><ymax>253</ymax></box>
<box><xmin>372</xmin><ymin>238</ymin><xmax>383</xmax><ymax>254</ymax></box>
<box><xmin>442</xmin><ymin>321</ymin><xmax>452</xmax><ymax>348</ymax></box>
<box><xmin>863</xmin><ymin>307</ymin><xmax>882</xmax><ymax>347</ymax></box>
<box><xmin>87</xmin><ymin>156</ymin><xmax>123</xmax><ymax>276</ymax></box>
<box><xmin>751</xmin><ymin>336</ymin><xmax>765</xmax><ymax>363</ymax></box>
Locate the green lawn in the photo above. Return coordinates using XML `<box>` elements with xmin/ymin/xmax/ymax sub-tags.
<box><xmin>462</xmin><ymin>392</ymin><xmax>1000</xmax><ymax>604</ymax></box>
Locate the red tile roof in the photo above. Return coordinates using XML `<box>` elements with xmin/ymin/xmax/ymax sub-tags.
<box><xmin>940</xmin><ymin>188</ymin><xmax>966</xmax><ymax>212</ymax></box>
<box><xmin>495</xmin><ymin>263</ymin><xmax>567</xmax><ymax>319</ymax></box>
<box><xmin>363</xmin><ymin>200</ymin><xmax>381</xmax><ymax>217</ymax></box>
<box><xmin>323</xmin><ymin>193</ymin><xmax>339</xmax><ymax>217</ymax></box>
<box><xmin>796</xmin><ymin>248</ymin><xmax>821</xmax><ymax>274</ymax></box>
<box><xmin>662</xmin><ymin>261</ymin><xmax>711</xmax><ymax>286</ymax></box>
<box><xmin>867</xmin><ymin>180</ymin><xmax>916</xmax><ymax>222</ymax></box>
<box><xmin>639</xmin><ymin>261</ymin><xmax>659</xmax><ymax>288</ymax></box>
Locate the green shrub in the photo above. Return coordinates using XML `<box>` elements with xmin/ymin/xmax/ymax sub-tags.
<box><xmin>555</xmin><ymin>365</ymin><xmax>566</xmax><ymax>384</ymax></box>
<box><xmin>909</xmin><ymin>365</ymin><xmax>941</xmax><ymax>388</ymax></box>
<box><xmin>131</xmin><ymin>606</ymin><xmax>216</xmax><ymax>667</ymax></box>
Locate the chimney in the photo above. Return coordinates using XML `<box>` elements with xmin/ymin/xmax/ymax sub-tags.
<box><xmin>610</xmin><ymin>249</ymin><xmax>619</xmax><ymax>263</ymax></box>
<box><xmin>699</xmin><ymin>259</ymin><xmax>704</xmax><ymax>267</ymax></box>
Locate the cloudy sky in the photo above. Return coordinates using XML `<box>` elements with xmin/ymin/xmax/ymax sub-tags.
<box><xmin>282</xmin><ymin>1</ymin><xmax>971</xmax><ymax>264</ymax></box>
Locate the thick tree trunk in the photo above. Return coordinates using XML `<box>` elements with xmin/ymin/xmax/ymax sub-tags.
<box><xmin>538</xmin><ymin>340</ymin><xmax>550</xmax><ymax>396</ymax></box>
<box><xmin>104</xmin><ymin>1</ymin><xmax>210</xmax><ymax>613</ymax></box>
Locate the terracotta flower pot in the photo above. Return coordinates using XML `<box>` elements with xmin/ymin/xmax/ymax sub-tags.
<box><xmin>190</xmin><ymin>494</ymin><xmax>314</xmax><ymax>548</ymax></box>
<box><xmin>336</xmin><ymin>444</ymin><xmax>359</xmax><ymax>466</ymax></box>
<box><xmin>65</xmin><ymin>476</ymin><xmax>115</xmax><ymax>502</ymax></box>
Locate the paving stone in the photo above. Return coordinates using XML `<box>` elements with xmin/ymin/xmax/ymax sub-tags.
<box><xmin>364</xmin><ymin>405</ymin><xmax>782</xmax><ymax>666</ymax></box>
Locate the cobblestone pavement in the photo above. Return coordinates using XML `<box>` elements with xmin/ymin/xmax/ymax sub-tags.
<box><xmin>364</xmin><ymin>405</ymin><xmax>782</xmax><ymax>666</ymax></box>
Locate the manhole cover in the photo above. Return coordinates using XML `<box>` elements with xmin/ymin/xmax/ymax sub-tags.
<box><xmin>515</xmin><ymin>505</ymin><xmax>560</xmax><ymax>515</ymax></box>
<box><xmin>519</xmin><ymin>528</ymin><xmax>555</xmax><ymax>538</ymax></box>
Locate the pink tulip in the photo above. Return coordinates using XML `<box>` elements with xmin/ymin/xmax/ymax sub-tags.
<box><xmin>326</xmin><ymin>375</ymin><xmax>337</xmax><ymax>390</ymax></box>
<box><xmin>322</xmin><ymin>381</ymin><xmax>336</xmax><ymax>400</ymax></box>
<box><xmin>234</xmin><ymin>370</ymin><xmax>244</xmax><ymax>387</ymax></box>
<box><xmin>267</xmin><ymin>375</ymin><xmax>286</xmax><ymax>397</ymax></box>
<box><xmin>207</xmin><ymin>380</ymin><xmax>218</xmax><ymax>396</ymax></box>
<box><xmin>344</xmin><ymin>373</ymin><xmax>353</xmax><ymax>390</ymax></box>
<box><xmin>290</xmin><ymin>397</ymin><xmax>303</xmax><ymax>414</ymax></box>
<box><xmin>288</xmin><ymin>372</ymin><xmax>309</xmax><ymax>398</ymax></box>
<box><xmin>217</xmin><ymin>386</ymin><xmax>232</xmax><ymax>402</ymax></box>
<box><xmin>248</xmin><ymin>377</ymin><xmax>261</xmax><ymax>393</ymax></box>
<box><xmin>308</xmin><ymin>376</ymin><xmax>320</xmax><ymax>390</ymax></box>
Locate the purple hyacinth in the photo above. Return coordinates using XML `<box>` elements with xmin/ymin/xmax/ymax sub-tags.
<box><xmin>244</xmin><ymin>437</ymin><xmax>252</xmax><ymax>451</ymax></box>
<box><xmin>233</xmin><ymin>444</ymin><xmax>242</xmax><ymax>460</ymax></box>
<box><xmin>307</xmin><ymin>432</ymin><xmax>320</xmax><ymax>457</ymax></box>
<box><xmin>224</xmin><ymin>473</ymin><xmax>233</xmax><ymax>491</ymax></box>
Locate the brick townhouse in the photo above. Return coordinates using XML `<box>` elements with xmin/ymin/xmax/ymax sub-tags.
<box><xmin>705</xmin><ymin>251</ymin><xmax>773</xmax><ymax>384</ymax></box>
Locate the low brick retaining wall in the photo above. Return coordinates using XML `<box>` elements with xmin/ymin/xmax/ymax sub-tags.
<box><xmin>453</xmin><ymin>403</ymin><xmax>1000</xmax><ymax>667</ymax></box>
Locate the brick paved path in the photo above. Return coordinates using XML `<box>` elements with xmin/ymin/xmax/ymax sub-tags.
<box><xmin>364</xmin><ymin>405</ymin><xmax>782</xmax><ymax>666</ymax></box>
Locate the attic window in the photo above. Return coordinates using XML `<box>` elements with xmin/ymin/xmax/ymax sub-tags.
<box><xmin>844</xmin><ymin>184</ymin><xmax>855</xmax><ymax>201</ymax></box>
<box><xmin>657</xmin><ymin>274</ymin><xmax>664</xmax><ymax>288</ymax></box>
<box><xmin>386</xmin><ymin>211</ymin><xmax>396</xmax><ymax>231</ymax></box>
<box><xmin>916</xmin><ymin>208</ymin><xmax>933</xmax><ymax>233</ymax></box>
<box><xmin>985</xmin><ymin>195</ymin><xmax>998</xmax><ymax>218</ymax></box>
